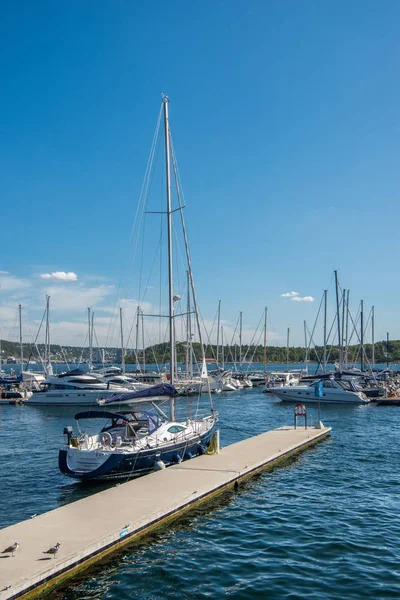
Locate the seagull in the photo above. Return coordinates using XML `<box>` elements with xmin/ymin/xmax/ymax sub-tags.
<box><xmin>43</xmin><ymin>542</ymin><xmax>60</xmax><ymax>559</ymax></box>
<box><xmin>2</xmin><ymin>542</ymin><xmax>19</xmax><ymax>557</ymax></box>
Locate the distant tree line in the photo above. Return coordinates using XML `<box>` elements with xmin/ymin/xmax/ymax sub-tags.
<box><xmin>1</xmin><ymin>338</ymin><xmax>397</xmax><ymax>366</ymax></box>
<box><xmin>125</xmin><ymin>340</ymin><xmax>398</xmax><ymax>365</ymax></box>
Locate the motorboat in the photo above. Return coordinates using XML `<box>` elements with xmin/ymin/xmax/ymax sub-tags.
<box><xmin>247</xmin><ymin>373</ymin><xmax>266</xmax><ymax>387</ymax></box>
<box><xmin>0</xmin><ymin>376</ymin><xmax>32</xmax><ymax>404</ymax></box>
<box><xmin>231</xmin><ymin>373</ymin><xmax>253</xmax><ymax>388</ymax></box>
<box><xmin>24</xmin><ymin>369</ymin><xmax>131</xmax><ymax>406</ymax></box>
<box><xmin>271</xmin><ymin>377</ymin><xmax>370</xmax><ymax>404</ymax></box>
<box><xmin>265</xmin><ymin>372</ymin><xmax>301</xmax><ymax>392</ymax></box>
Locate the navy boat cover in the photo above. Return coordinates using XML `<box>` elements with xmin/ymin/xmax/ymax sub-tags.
<box><xmin>101</xmin><ymin>382</ymin><xmax>178</xmax><ymax>405</ymax></box>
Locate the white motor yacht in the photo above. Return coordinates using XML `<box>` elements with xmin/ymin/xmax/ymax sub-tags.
<box><xmin>265</xmin><ymin>372</ymin><xmax>301</xmax><ymax>391</ymax></box>
<box><xmin>271</xmin><ymin>378</ymin><xmax>369</xmax><ymax>404</ymax></box>
<box><xmin>25</xmin><ymin>369</ymin><xmax>131</xmax><ymax>406</ymax></box>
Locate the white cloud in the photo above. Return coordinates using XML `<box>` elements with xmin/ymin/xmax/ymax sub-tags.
<box><xmin>42</xmin><ymin>284</ymin><xmax>114</xmax><ymax>311</ymax></box>
<box><xmin>292</xmin><ymin>296</ymin><xmax>315</xmax><ymax>302</ymax></box>
<box><xmin>0</xmin><ymin>272</ymin><xmax>31</xmax><ymax>291</ymax></box>
<box><xmin>281</xmin><ymin>291</ymin><xmax>299</xmax><ymax>298</ymax></box>
<box><xmin>40</xmin><ymin>271</ymin><xmax>78</xmax><ymax>281</ymax></box>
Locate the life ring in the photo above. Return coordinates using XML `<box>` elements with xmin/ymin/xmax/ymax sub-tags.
<box><xmin>101</xmin><ymin>432</ymin><xmax>112</xmax><ymax>447</ymax></box>
<box><xmin>294</xmin><ymin>404</ymin><xmax>306</xmax><ymax>416</ymax></box>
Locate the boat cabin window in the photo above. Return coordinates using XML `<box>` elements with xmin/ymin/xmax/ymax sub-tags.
<box><xmin>322</xmin><ymin>381</ymin><xmax>334</xmax><ymax>388</ymax></box>
<box><xmin>68</xmin><ymin>377</ymin><xmax>103</xmax><ymax>385</ymax></box>
<box><xmin>167</xmin><ymin>425</ymin><xmax>186</xmax><ymax>433</ymax></box>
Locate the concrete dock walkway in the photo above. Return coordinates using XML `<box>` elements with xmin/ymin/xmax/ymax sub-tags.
<box><xmin>0</xmin><ymin>425</ymin><xmax>331</xmax><ymax>600</ymax></box>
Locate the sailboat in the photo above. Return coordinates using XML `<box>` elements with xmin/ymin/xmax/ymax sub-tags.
<box><xmin>59</xmin><ymin>96</ymin><xmax>216</xmax><ymax>481</ymax></box>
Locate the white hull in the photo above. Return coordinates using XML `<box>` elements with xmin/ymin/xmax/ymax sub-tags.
<box><xmin>271</xmin><ymin>387</ymin><xmax>369</xmax><ymax>404</ymax></box>
<box><xmin>25</xmin><ymin>389</ymin><xmax>125</xmax><ymax>406</ymax></box>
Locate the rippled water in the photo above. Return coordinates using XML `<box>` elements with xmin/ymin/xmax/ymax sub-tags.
<box><xmin>1</xmin><ymin>387</ymin><xmax>400</xmax><ymax>599</ymax></box>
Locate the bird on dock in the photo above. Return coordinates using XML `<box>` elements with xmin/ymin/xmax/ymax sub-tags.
<box><xmin>2</xmin><ymin>542</ymin><xmax>19</xmax><ymax>557</ymax></box>
<box><xmin>43</xmin><ymin>542</ymin><xmax>60</xmax><ymax>559</ymax></box>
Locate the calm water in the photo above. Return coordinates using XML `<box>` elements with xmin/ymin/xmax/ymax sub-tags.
<box><xmin>1</xmin><ymin>385</ymin><xmax>400</xmax><ymax>599</ymax></box>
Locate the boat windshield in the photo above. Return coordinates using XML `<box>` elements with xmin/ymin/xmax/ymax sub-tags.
<box><xmin>337</xmin><ymin>380</ymin><xmax>356</xmax><ymax>392</ymax></box>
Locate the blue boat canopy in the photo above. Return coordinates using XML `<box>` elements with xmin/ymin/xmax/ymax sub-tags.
<box><xmin>74</xmin><ymin>410</ymin><xmax>131</xmax><ymax>421</ymax></box>
<box><xmin>101</xmin><ymin>382</ymin><xmax>178</xmax><ymax>405</ymax></box>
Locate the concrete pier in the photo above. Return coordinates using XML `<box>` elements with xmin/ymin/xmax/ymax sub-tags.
<box><xmin>0</xmin><ymin>425</ymin><xmax>331</xmax><ymax>600</ymax></box>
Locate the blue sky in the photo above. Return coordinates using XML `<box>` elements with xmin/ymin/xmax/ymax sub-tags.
<box><xmin>1</xmin><ymin>0</ymin><xmax>399</xmax><ymax>349</ymax></box>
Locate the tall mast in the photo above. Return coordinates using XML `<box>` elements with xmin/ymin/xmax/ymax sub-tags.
<box><xmin>263</xmin><ymin>307</ymin><xmax>267</xmax><ymax>378</ymax></box>
<box><xmin>163</xmin><ymin>95</ymin><xmax>175</xmax><ymax>395</ymax></box>
<box><xmin>334</xmin><ymin>270</ymin><xmax>341</xmax><ymax>368</ymax></box>
<box><xmin>360</xmin><ymin>300</ymin><xmax>364</xmax><ymax>371</ymax></box>
<box><xmin>186</xmin><ymin>273</ymin><xmax>193</xmax><ymax>377</ymax></box>
<box><xmin>387</xmin><ymin>332</ymin><xmax>390</xmax><ymax>368</ymax></box>
<box><xmin>239</xmin><ymin>311</ymin><xmax>242</xmax><ymax>367</ymax></box>
<box><xmin>286</xmin><ymin>327</ymin><xmax>290</xmax><ymax>371</ymax></box>
<box><xmin>45</xmin><ymin>295</ymin><xmax>50</xmax><ymax>373</ymax></box>
<box><xmin>341</xmin><ymin>289</ymin><xmax>346</xmax><ymax>366</ymax></box>
<box><xmin>87</xmin><ymin>307</ymin><xmax>91</xmax><ymax>370</ymax></box>
<box><xmin>345</xmin><ymin>290</ymin><xmax>350</xmax><ymax>365</ymax></box>
<box><xmin>185</xmin><ymin>272</ymin><xmax>190</xmax><ymax>376</ymax></box>
<box><xmin>135</xmin><ymin>306</ymin><xmax>140</xmax><ymax>372</ymax></box>
<box><xmin>19</xmin><ymin>304</ymin><xmax>23</xmax><ymax>376</ymax></box>
<box><xmin>323</xmin><ymin>289</ymin><xmax>327</xmax><ymax>372</ymax></box>
<box><xmin>221</xmin><ymin>326</ymin><xmax>224</xmax><ymax>369</ymax></box>
<box><xmin>304</xmin><ymin>320</ymin><xmax>308</xmax><ymax>374</ymax></box>
<box><xmin>216</xmin><ymin>300</ymin><xmax>221</xmax><ymax>367</ymax></box>
<box><xmin>371</xmin><ymin>305</ymin><xmax>375</xmax><ymax>369</ymax></box>
<box><xmin>141</xmin><ymin>308</ymin><xmax>146</xmax><ymax>372</ymax></box>
<box><xmin>120</xmin><ymin>307</ymin><xmax>125</xmax><ymax>374</ymax></box>
<box><xmin>91</xmin><ymin>311</ymin><xmax>94</xmax><ymax>370</ymax></box>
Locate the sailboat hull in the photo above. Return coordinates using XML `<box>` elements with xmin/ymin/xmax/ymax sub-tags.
<box><xmin>59</xmin><ymin>426</ymin><xmax>215</xmax><ymax>481</ymax></box>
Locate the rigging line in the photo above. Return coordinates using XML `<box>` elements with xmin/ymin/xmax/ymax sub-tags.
<box><xmin>105</xmin><ymin>105</ymin><xmax>163</xmax><ymax>347</ymax></box>
<box><xmin>23</xmin><ymin>313</ymin><xmax>46</xmax><ymax>370</ymax></box>
<box><xmin>248</xmin><ymin>326</ymin><xmax>266</xmax><ymax>368</ymax></box>
<box><xmin>77</xmin><ymin>331</ymin><xmax>89</xmax><ymax>366</ymax></box>
<box><xmin>203</xmin><ymin>305</ymin><xmax>219</xmax><ymax>359</ymax></box>
<box><xmin>347</xmin><ymin>304</ymin><xmax>361</xmax><ymax>348</ymax></box>
<box><xmin>305</xmin><ymin>323</ymin><xmax>322</xmax><ymax>366</ymax></box>
<box><xmin>138</xmin><ymin>215</ymin><xmax>147</xmax><ymax>305</ymax></box>
<box><xmin>197</xmin><ymin>307</ymin><xmax>217</xmax><ymax>362</ymax></box>
<box><xmin>307</xmin><ymin>291</ymin><xmax>324</xmax><ymax>352</ymax></box>
<box><xmin>241</xmin><ymin>326</ymin><xmax>264</xmax><ymax>371</ymax></box>
<box><xmin>129</xmin><ymin>103</ymin><xmax>163</xmax><ymax>245</ymax></box>
<box><xmin>92</xmin><ymin>325</ymin><xmax>101</xmax><ymax>360</ymax></box>
<box><xmin>170</xmin><ymin>130</ymin><xmax>213</xmax><ymax>408</ymax></box>
<box><xmin>140</xmin><ymin>220</ymin><xmax>165</xmax><ymax>305</ymax></box>
<box><xmin>124</xmin><ymin>227</ymin><xmax>164</xmax><ymax>353</ymax></box>
<box><xmin>228</xmin><ymin>315</ymin><xmax>241</xmax><ymax>368</ymax></box>
<box><xmin>314</xmin><ymin>311</ymin><xmax>338</xmax><ymax>374</ymax></box>
<box><xmin>240</xmin><ymin>309</ymin><xmax>264</xmax><ymax>365</ymax></box>
<box><xmin>345</xmin><ymin>308</ymin><xmax>367</xmax><ymax>359</ymax></box>
<box><xmin>363</xmin><ymin>307</ymin><xmax>372</xmax><ymax>339</ymax></box>
<box><xmin>142</xmin><ymin>317</ymin><xmax>162</xmax><ymax>373</ymax></box>
<box><xmin>229</xmin><ymin>314</ymin><xmax>240</xmax><ymax>349</ymax></box>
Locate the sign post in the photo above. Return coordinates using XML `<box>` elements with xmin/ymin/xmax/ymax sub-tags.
<box><xmin>314</xmin><ymin>380</ymin><xmax>324</xmax><ymax>429</ymax></box>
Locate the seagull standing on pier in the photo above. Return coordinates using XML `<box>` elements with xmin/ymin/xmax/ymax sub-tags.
<box><xmin>43</xmin><ymin>542</ymin><xmax>60</xmax><ymax>559</ymax></box>
<box><xmin>2</xmin><ymin>542</ymin><xmax>19</xmax><ymax>557</ymax></box>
